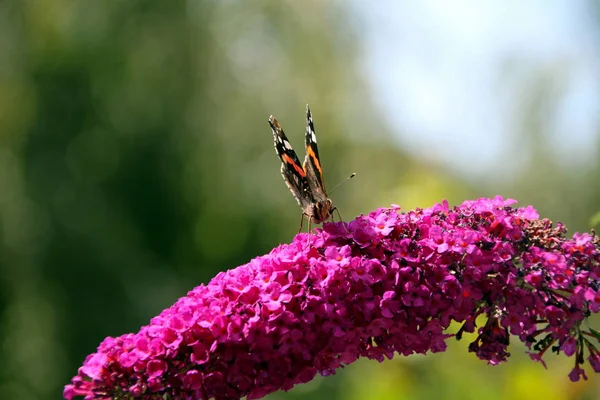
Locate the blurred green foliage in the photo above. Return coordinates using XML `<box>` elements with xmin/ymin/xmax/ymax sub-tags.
<box><xmin>0</xmin><ymin>1</ymin><xmax>598</xmax><ymax>399</ymax></box>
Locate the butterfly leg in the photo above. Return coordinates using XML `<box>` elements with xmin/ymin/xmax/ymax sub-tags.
<box><xmin>298</xmin><ymin>213</ymin><xmax>305</xmax><ymax>234</ymax></box>
<box><xmin>333</xmin><ymin>207</ymin><xmax>350</xmax><ymax>233</ymax></box>
<box><xmin>298</xmin><ymin>213</ymin><xmax>312</xmax><ymax>248</ymax></box>
<box><xmin>306</xmin><ymin>218</ymin><xmax>312</xmax><ymax>247</ymax></box>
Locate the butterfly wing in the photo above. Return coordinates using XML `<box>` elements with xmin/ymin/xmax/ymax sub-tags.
<box><xmin>302</xmin><ymin>105</ymin><xmax>328</xmax><ymax>199</ymax></box>
<box><xmin>269</xmin><ymin>115</ymin><xmax>315</xmax><ymax>211</ymax></box>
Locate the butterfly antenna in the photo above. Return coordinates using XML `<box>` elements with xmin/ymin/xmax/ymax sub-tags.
<box><xmin>329</xmin><ymin>173</ymin><xmax>356</xmax><ymax>194</ymax></box>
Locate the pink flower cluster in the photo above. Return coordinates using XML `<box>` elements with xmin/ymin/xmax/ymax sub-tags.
<box><xmin>64</xmin><ymin>197</ymin><xmax>600</xmax><ymax>399</ymax></box>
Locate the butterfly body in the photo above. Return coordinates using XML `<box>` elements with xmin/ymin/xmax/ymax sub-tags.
<box><xmin>269</xmin><ymin>105</ymin><xmax>334</xmax><ymax>227</ymax></box>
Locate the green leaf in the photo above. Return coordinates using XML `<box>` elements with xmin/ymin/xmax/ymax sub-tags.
<box><xmin>590</xmin><ymin>327</ymin><xmax>600</xmax><ymax>342</ymax></box>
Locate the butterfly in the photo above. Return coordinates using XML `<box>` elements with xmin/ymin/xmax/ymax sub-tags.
<box><xmin>269</xmin><ymin>105</ymin><xmax>338</xmax><ymax>233</ymax></box>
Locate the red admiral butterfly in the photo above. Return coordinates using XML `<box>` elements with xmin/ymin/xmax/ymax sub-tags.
<box><xmin>269</xmin><ymin>105</ymin><xmax>341</xmax><ymax>233</ymax></box>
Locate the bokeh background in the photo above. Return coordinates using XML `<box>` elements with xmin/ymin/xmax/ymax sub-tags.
<box><xmin>1</xmin><ymin>1</ymin><xmax>599</xmax><ymax>399</ymax></box>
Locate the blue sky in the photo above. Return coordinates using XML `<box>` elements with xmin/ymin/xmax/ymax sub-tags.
<box><xmin>353</xmin><ymin>0</ymin><xmax>600</xmax><ymax>178</ymax></box>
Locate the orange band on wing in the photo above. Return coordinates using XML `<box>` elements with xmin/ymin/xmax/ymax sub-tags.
<box><xmin>282</xmin><ymin>154</ymin><xmax>306</xmax><ymax>177</ymax></box>
<box><xmin>306</xmin><ymin>146</ymin><xmax>323</xmax><ymax>176</ymax></box>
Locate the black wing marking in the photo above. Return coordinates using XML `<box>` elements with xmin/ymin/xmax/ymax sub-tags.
<box><xmin>303</xmin><ymin>104</ymin><xmax>328</xmax><ymax>198</ymax></box>
<box><xmin>269</xmin><ymin>115</ymin><xmax>314</xmax><ymax>209</ymax></box>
